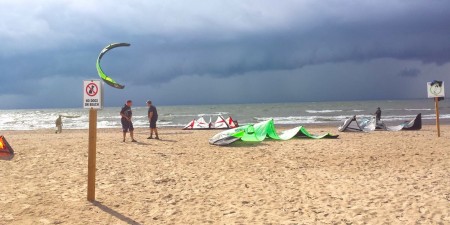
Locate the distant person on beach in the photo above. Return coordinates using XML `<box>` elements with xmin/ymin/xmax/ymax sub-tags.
<box><xmin>55</xmin><ymin>115</ymin><xmax>62</xmax><ymax>134</ymax></box>
<box><xmin>147</xmin><ymin>100</ymin><xmax>159</xmax><ymax>139</ymax></box>
<box><xmin>374</xmin><ymin>107</ymin><xmax>382</xmax><ymax>124</ymax></box>
<box><xmin>120</xmin><ymin>100</ymin><xmax>137</xmax><ymax>142</ymax></box>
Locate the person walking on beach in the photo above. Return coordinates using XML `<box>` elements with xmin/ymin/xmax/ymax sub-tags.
<box><xmin>374</xmin><ymin>107</ymin><xmax>382</xmax><ymax>124</ymax></box>
<box><xmin>120</xmin><ymin>100</ymin><xmax>137</xmax><ymax>142</ymax></box>
<box><xmin>147</xmin><ymin>100</ymin><xmax>159</xmax><ymax>139</ymax></box>
<box><xmin>55</xmin><ymin>115</ymin><xmax>62</xmax><ymax>134</ymax></box>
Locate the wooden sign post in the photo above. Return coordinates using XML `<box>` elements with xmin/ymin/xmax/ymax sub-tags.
<box><xmin>83</xmin><ymin>80</ymin><xmax>103</xmax><ymax>201</ymax></box>
<box><xmin>87</xmin><ymin>108</ymin><xmax>97</xmax><ymax>201</ymax></box>
<box><xmin>434</xmin><ymin>97</ymin><xmax>441</xmax><ymax>137</ymax></box>
<box><xmin>427</xmin><ymin>81</ymin><xmax>445</xmax><ymax>137</ymax></box>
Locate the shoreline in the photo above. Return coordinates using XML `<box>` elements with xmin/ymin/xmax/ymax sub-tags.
<box><xmin>3</xmin><ymin>118</ymin><xmax>450</xmax><ymax>132</ymax></box>
<box><xmin>3</xmin><ymin>124</ymin><xmax>450</xmax><ymax>135</ymax></box>
<box><xmin>2</xmin><ymin>118</ymin><xmax>449</xmax><ymax>132</ymax></box>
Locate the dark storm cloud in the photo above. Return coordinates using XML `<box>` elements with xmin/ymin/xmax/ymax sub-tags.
<box><xmin>1</xmin><ymin>0</ymin><xmax>450</xmax><ymax>108</ymax></box>
<box><xmin>398</xmin><ymin>68</ymin><xmax>421</xmax><ymax>78</ymax></box>
<box><xmin>97</xmin><ymin>0</ymin><xmax>450</xmax><ymax>86</ymax></box>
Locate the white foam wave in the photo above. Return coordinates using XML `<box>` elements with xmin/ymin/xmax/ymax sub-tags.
<box><xmin>161</xmin><ymin>114</ymin><xmax>198</xmax><ymax>117</ymax></box>
<box><xmin>405</xmin><ymin>108</ymin><xmax>433</xmax><ymax>111</ymax></box>
<box><xmin>306</xmin><ymin>110</ymin><xmax>343</xmax><ymax>113</ymax></box>
<box><xmin>255</xmin><ymin>115</ymin><xmax>350</xmax><ymax>124</ymax></box>
<box><xmin>422</xmin><ymin>114</ymin><xmax>450</xmax><ymax>119</ymax></box>
<box><xmin>198</xmin><ymin>112</ymin><xmax>230</xmax><ymax>117</ymax></box>
<box><xmin>371</xmin><ymin>114</ymin><xmax>450</xmax><ymax>121</ymax></box>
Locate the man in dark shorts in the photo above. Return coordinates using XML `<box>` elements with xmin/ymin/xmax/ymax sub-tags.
<box><xmin>147</xmin><ymin>100</ymin><xmax>159</xmax><ymax>139</ymax></box>
<box><xmin>120</xmin><ymin>100</ymin><xmax>137</xmax><ymax>142</ymax></box>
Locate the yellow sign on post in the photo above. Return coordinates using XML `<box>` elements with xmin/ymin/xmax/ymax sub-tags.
<box><xmin>83</xmin><ymin>80</ymin><xmax>103</xmax><ymax>201</ymax></box>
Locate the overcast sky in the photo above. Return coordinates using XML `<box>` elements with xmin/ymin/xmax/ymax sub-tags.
<box><xmin>1</xmin><ymin>0</ymin><xmax>449</xmax><ymax>109</ymax></box>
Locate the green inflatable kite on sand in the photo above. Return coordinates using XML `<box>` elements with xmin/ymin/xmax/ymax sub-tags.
<box><xmin>209</xmin><ymin>119</ymin><xmax>338</xmax><ymax>146</ymax></box>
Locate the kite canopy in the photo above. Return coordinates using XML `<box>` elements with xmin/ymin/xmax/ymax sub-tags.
<box><xmin>401</xmin><ymin>113</ymin><xmax>422</xmax><ymax>130</ymax></box>
<box><xmin>183</xmin><ymin>116</ymin><xmax>238</xmax><ymax>130</ymax></box>
<box><xmin>183</xmin><ymin>117</ymin><xmax>211</xmax><ymax>130</ymax></box>
<box><xmin>338</xmin><ymin>114</ymin><xmax>422</xmax><ymax>132</ymax></box>
<box><xmin>337</xmin><ymin>115</ymin><xmax>375</xmax><ymax>132</ymax></box>
<box><xmin>0</xmin><ymin>135</ymin><xmax>14</xmax><ymax>160</ymax></box>
<box><xmin>209</xmin><ymin>119</ymin><xmax>338</xmax><ymax>146</ymax></box>
<box><xmin>96</xmin><ymin>43</ymin><xmax>130</xmax><ymax>89</ymax></box>
<box><xmin>213</xmin><ymin>116</ymin><xmax>238</xmax><ymax>129</ymax></box>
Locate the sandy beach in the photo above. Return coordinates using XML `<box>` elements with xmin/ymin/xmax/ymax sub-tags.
<box><xmin>1</xmin><ymin>125</ymin><xmax>449</xmax><ymax>224</ymax></box>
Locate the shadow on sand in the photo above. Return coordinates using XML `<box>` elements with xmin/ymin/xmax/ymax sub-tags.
<box><xmin>220</xmin><ymin>141</ymin><xmax>269</xmax><ymax>148</ymax></box>
<box><xmin>133</xmin><ymin>141</ymin><xmax>152</xmax><ymax>146</ymax></box>
<box><xmin>153</xmin><ymin>139</ymin><xmax>177</xmax><ymax>143</ymax></box>
<box><xmin>92</xmin><ymin>201</ymin><xmax>142</xmax><ymax>225</ymax></box>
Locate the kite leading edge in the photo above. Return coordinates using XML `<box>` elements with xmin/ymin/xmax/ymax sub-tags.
<box><xmin>96</xmin><ymin>43</ymin><xmax>130</xmax><ymax>89</ymax></box>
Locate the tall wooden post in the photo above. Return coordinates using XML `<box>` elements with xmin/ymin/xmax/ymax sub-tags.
<box><xmin>87</xmin><ymin>108</ymin><xmax>98</xmax><ymax>201</ymax></box>
<box><xmin>435</xmin><ymin>97</ymin><xmax>440</xmax><ymax>137</ymax></box>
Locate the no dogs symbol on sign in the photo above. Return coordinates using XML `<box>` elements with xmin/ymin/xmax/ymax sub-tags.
<box><xmin>86</xmin><ymin>83</ymin><xmax>98</xmax><ymax>97</ymax></box>
<box><xmin>83</xmin><ymin>80</ymin><xmax>103</xmax><ymax>109</ymax></box>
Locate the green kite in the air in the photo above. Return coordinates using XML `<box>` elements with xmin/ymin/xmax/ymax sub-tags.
<box><xmin>96</xmin><ymin>43</ymin><xmax>130</xmax><ymax>89</ymax></box>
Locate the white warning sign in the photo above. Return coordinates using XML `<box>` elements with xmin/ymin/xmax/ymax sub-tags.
<box><xmin>427</xmin><ymin>81</ymin><xmax>445</xmax><ymax>98</ymax></box>
<box><xmin>83</xmin><ymin>80</ymin><xmax>103</xmax><ymax>109</ymax></box>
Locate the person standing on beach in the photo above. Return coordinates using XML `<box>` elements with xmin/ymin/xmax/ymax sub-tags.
<box><xmin>120</xmin><ymin>100</ymin><xmax>137</xmax><ymax>142</ymax></box>
<box><xmin>147</xmin><ymin>100</ymin><xmax>159</xmax><ymax>139</ymax></box>
<box><xmin>374</xmin><ymin>107</ymin><xmax>382</xmax><ymax>124</ymax></box>
<box><xmin>55</xmin><ymin>115</ymin><xmax>62</xmax><ymax>134</ymax></box>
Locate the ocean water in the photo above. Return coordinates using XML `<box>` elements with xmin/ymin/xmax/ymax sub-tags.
<box><xmin>0</xmin><ymin>99</ymin><xmax>449</xmax><ymax>130</ymax></box>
